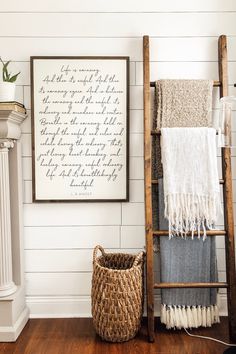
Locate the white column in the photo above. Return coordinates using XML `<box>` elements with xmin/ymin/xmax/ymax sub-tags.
<box><xmin>0</xmin><ymin>139</ymin><xmax>17</xmax><ymax>297</ymax></box>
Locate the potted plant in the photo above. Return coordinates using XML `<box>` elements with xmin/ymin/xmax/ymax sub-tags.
<box><xmin>0</xmin><ymin>58</ymin><xmax>20</xmax><ymax>102</ymax></box>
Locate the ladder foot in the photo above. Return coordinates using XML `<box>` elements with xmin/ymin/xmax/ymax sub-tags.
<box><xmin>229</xmin><ymin>334</ymin><xmax>236</xmax><ymax>344</ymax></box>
<box><xmin>148</xmin><ymin>335</ymin><xmax>155</xmax><ymax>343</ymax></box>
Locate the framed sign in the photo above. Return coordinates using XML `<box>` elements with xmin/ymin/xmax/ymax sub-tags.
<box><xmin>30</xmin><ymin>56</ymin><xmax>129</xmax><ymax>201</ymax></box>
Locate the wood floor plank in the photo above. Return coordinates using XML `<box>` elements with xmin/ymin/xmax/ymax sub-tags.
<box><xmin>0</xmin><ymin>318</ymin><xmax>232</xmax><ymax>354</ymax></box>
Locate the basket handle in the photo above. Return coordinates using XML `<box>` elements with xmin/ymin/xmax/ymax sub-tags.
<box><xmin>133</xmin><ymin>251</ymin><xmax>143</xmax><ymax>266</ymax></box>
<box><xmin>93</xmin><ymin>245</ymin><xmax>106</xmax><ymax>263</ymax></box>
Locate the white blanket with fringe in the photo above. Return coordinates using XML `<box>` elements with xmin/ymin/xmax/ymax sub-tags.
<box><xmin>161</xmin><ymin>304</ymin><xmax>219</xmax><ymax>330</ymax></box>
<box><xmin>161</xmin><ymin>127</ymin><xmax>221</xmax><ymax>239</ymax></box>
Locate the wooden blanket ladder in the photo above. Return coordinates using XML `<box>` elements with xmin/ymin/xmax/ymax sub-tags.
<box><xmin>143</xmin><ymin>34</ymin><xmax>236</xmax><ymax>343</ymax></box>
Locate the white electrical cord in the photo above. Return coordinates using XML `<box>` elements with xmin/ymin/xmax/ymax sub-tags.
<box><xmin>184</xmin><ymin>328</ymin><xmax>236</xmax><ymax>347</ymax></box>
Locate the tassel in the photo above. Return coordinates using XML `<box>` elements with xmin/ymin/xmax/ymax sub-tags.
<box><xmin>197</xmin><ymin>306</ymin><xmax>202</xmax><ymax>326</ymax></box>
<box><xmin>164</xmin><ymin>306</ymin><xmax>170</xmax><ymax>329</ymax></box>
<box><xmin>186</xmin><ymin>306</ymin><xmax>193</xmax><ymax>328</ymax></box>
<box><xmin>202</xmin><ymin>306</ymin><xmax>207</xmax><ymax>327</ymax></box>
<box><xmin>210</xmin><ymin>305</ymin><xmax>215</xmax><ymax>323</ymax></box>
<box><xmin>182</xmin><ymin>307</ymin><xmax>188</xmax><ymax>329</ymax></box>
<box><xmin>206</xmin><ymin>306</ymin><xmax>211</xmax><ymax>327</ymax></box>
<box><xmin>177</xmin><ymin>306</ymin><xmax>185</xmax><ymax>329</ymax></box>
<box><xmin>174</xmin><ymin>305</ymin><xmax>180</xmax><ymax>329</ymax></box>
<box><xmin>214</xmin><ymin>305</ymin><xmax>220</xmax><ymax>323</ymax></box>
<box><xmin>161</xmin><ymin>304</ymin><xmax>166</xmax><ymax>324</ymax></box>
<box><xmin>169</xmin><ymin>306</ymin><xmax>175</xmax><ymax>329</ymax></box>
<box><xmin>166</xmin><ymin>306</ymin><xmax>170</xmax><ymax>329</ymax></box>
<box><xmin>192</xmin><ymin>306</ymin><xmax>198</xmax><ymax>328</ymax></box>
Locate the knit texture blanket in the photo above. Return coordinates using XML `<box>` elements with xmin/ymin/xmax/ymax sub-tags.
<box><xmin>161</xmin><ymin>127</ymin><xmax>221</xmax><ymax>239</ymax></box>
<box><xmin>153</xmin><ymin>80</ymin><xmax>213</xmax><ymax>178</ymax></box>
<box><xmin>153</xmin><ymin>79</ymin><xmax>220</xmax><ymax>329</ymax></box>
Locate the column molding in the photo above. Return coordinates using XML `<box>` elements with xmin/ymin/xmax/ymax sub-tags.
<box><xmin>0</xmin><ymin>102</ymin><xmax>28</xmax><ymax>341</ymax></box>
<box><xmin>0</xmin><ymin>138</ymin><xmax>17</xmax><ymax>297</ymax></box>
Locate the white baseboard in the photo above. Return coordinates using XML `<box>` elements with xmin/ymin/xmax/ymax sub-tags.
<box><xmin>27</xmin><ymin>296</ymin><xmax>92</xmax><ymax>318</ymax></box>
<box><xmin>27</xmin><ymin>294</ymin><xmax>228</xmax><ymax>318</ymax></box>
<box><xmin>0</xmin><ymin>306</ymin><xmax>29</xmax><ymax>342</ymax></box>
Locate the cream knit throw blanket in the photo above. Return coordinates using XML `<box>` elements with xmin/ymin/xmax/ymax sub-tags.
<box><xmin>154</xmin><ymin>79</ymin><xmax>212</xmax><ymax>178</ymax></box>
<box><xmin>161</xmin><ymin>127</ymin><xmax>221</xmax><ymax>239</ymax></box>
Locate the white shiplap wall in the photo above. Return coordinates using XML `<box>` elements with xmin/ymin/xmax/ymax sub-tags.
<box><xmin>0</xmin><ymin>0</ymin><xmax>236</xmax><ymax>317</ymax></box>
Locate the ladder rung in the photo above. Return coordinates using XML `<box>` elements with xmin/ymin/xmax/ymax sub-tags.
<box><xmin>154</xmin><ymin>282</ymin><xmax>228</xmax><ymax>289</ymax></box>
<box><xmin>151</xmin><ymin>179</ymin><xmax>224</xmax><ymax>185</ymax></box>
<box><xmin>150</xmin><ymin>80</ymin><xmax>221</xmax><ymax>88</ymax></box>
<box><xmin>152</xmin><ymin>230</ymin><xmax>226</xmax><ymax>236</ymax></box>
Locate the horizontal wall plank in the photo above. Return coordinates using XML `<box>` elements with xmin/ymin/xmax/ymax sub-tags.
<box><xmin>0</xmin><ymin>13</ymin><xmax>236</xmax><ymax>37</ymax></box>
<box><xmin>15</xmin><ymin>85</ymin><xmax>23</xmax><ymax>104</ymax></box>
<box><xmin>218</xmin><ymin>272</ymin><xmax>226</xmax><ymax>283</ymax></box>
<box><xmin>129</xmin><ymin>157</ymin><xmax>144</xmax><ymax>180</ymax></box>
<box><xmin>121</xmin><ymin>225</ymin><xmax>145</xmax><ymax>248</ymax></box>
<box><xmin>130</xmin><ymin>133</ymin><xmax>143</xmax><ymax>157</ymax></box>
<box><xmin>216</xmin><ymin>248</ymin><xmax>226</xmax><ymax>271</ymax></box>
<box><xmin>21</xmin><ymin>134</ymin><xmax>32</xmax><ymax>157</ymax></box>
<box><xmin>1</xmin><ymin>37</ymin><xmax>236</xmax><ymax>62</ymax></box>
<box><xmin>25</xmin><ymin>249</ymin><xmax>94</xmax><ymax>272</ymax></box>
<box><xmin>0</xmin><ymin>38</ymin><xmax>141</xmax><ymax>61</ymax></box>
<box><xmin>24</xmin><ymin>225</ymin><xmax>120</xmax><ymax>249</ymax></box>
<box><xmin>25</xmin><ymin>248</ymin><xmax>142</xmax><ymax>272</ymax></box>
<box><xmin>148</xmin><ymin>37</ymin><xmax>236</xmax><ymax>62</ymax></box>
<box><xmin>1</xmin><ymin>0</ymin><xmax>236</xmax><ymax>13</ymax></box>
<box><xmin>24</xmin><ymin>203</ymin><xmax>121</xmax><ymax>226</ymax></box>
<box><xmin>22</xmin><ymin>157</ymin><xmax>32</xmax><ymax>181</ymax></box>
<box><xmin>130</xmin><ymin>86</ymin><xmax>143</xmax><ymax>109</ymax></box>
<box><xmin>136</xmin><ymin>61</ymin><xmax>236</xmax><ymax>85</ymax></box>
<box><xmin>130</xmin><ymin>110</ymin><xmax>143</xmax><ymax>134</ymax></box>
<box><xmin>25</xmin><ymin>273</ymin><xmax>92</xmax><ymax>296</ymax></box>
<box><xmin>122</xmin><ymin>202</ymin><xmax>145</xmax><ymax>225</ymax></box>
<box><xmin>24</xmin><ymin>180</ymin><xmax>32</xmax><ymax>204</ymax></box>
<box><xmin>129</xmin><ymin>180</ymin><xmax>144</xmax><ymax>203</ymax></box>
<box><xmin>23</xmin><ymin>179</ymin><xmax>144</xmax><ymax>204</ymax></box>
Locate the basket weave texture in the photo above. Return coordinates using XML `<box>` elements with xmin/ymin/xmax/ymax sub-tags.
<box><xmin>91</xmin><ymin>245</ymin><xmax>144</xmax><ymax>342</ymax></box>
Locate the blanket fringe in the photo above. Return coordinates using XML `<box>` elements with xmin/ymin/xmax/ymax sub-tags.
<box><xmin>160</xmin><ymin>304</ymin><xmax>220</xmax><ymax>329</ymax></box>
<box><xmin>165</xmin><ymin>193</ymin><xmax>221</xmax><ymax>240</ymax></box>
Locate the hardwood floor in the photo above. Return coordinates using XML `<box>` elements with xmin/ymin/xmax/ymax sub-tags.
<box><xmin>0</xmin><ymin>317</ymin><xmax>235</xmax><ymax>354</ymax></box>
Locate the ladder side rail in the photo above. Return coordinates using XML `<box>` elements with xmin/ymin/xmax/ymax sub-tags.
<box><xmin>219</xmin><ymin>34</ymin><xmax>236</xmax><ymax>343</ymax></box>
<box><xmin>143</xmin><ymin>35</ymin><xmax>155</xmax><ymax>343</ymax></box>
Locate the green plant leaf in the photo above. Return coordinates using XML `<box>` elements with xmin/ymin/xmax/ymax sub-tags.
<box><xmin>2</xmin><ymin>61</ymin><xmax>11</xmax><ymax>81</ymax></box>
<box><xmin>9</xmin><ymin>72</ymin><xmax>20</xmax><ymax>83</ymax></box>
<box><xmin>0</xmin><ymin>58</ymin><xmax>20</xmax><ymax>82</ymax></box>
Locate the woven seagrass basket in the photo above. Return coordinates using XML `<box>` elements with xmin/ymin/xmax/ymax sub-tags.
<box><xmin>91</xmin><ymin>245</ymin><xmax>144</xmax><ymax>342</ymax></box>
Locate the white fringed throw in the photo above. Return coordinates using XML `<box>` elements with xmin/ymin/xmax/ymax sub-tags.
<box><xmin>160</xmin><ymin>304</ymin><xmax>220</xmax><ymax>330</ymax></box>
<box><xmin>161</xmin><ymin>127</ymin><xmax>221</xmax><ymax>240</ymax></box>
